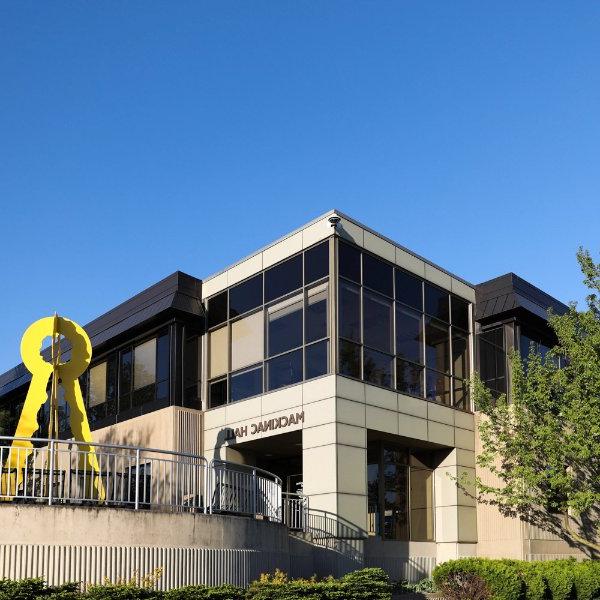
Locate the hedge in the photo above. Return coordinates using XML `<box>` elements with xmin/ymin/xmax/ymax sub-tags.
<box><xmin>433</xmin><ymin>557</ymin><xmax>600</xmax><ymax>600</ymax></box>
<box><xmin>0</xmin><ymin>568</ymin><xmax>391</xmax><ymax>600</ymax></box>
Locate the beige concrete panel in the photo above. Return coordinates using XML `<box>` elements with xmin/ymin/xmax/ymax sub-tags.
<box><xmin>225</xmin><ymin>396</ymin><xmax>262</xmax><ymax>423</ymax></box>
<box><xmin>201</xmin><ymin>271</ymin><xmax>228</xmax><ymax>300</ymax></box>
<box><xmin>428</xmin><ymin>421</ymin><xmax>454</xmax><ymax>446</ymax></box>
<box><xmin>397</xmin><ymin>393</ymin><xmax>428</xmax><ymax>419</ymax></box>
<box><xmin>457</xmin><ymin>467</ymin><xmax>477</xmax><ymax>507</ymax></box>
<box><xmin>305</xmin><ymin>492</ymin><xmax>337</xmax><ymax>515</ymax></box>
<box><xmin>302</xmin><ymin>217</ymin><xmax>334</xmax><ymax>249</ymax></box>
<box><xmin>337</xmin><ymin>217</ymin><xmax>364</xmax><ymax>247</ymax></box>
<box><xmin>454</xmin><ymin>410</ymin><xmax>475</xmax><ymax>431</ymax></box>
<box><xmin>260</xmin><ymin>408</ymin><xmax>304</xmax><ymax>439</ymax></box>
<box><xmin>203</xmin><ymin>406</ymin><xmax>227</xmax><ymax>430</ymax></box>
<box><xmin>365</xmin><ymin>385</ymin><xmax>398</xmax><ymax>411</ymax></box>
<box><xmin>336</xmin><ymin>397</ymin><xmax>366</xmax><ymax>427</ymax></box>
<box><xmin>203</xmin><ymin>426</ymin><xmax>233</xmax><ymax>452</ymax></box>
<box><xmin>427</xmin><ymin>403</ymin><xmax>455</xmax><ymax>426</ymax></box>
<box><xmin>227</xmin><ymin>254</ymin><xmax>263</xmax><ymax>287</ymax></box>
<box><xmin>455</xmin><ymin>427</ymin><xmax>475</xmax><ymax>451</ymax></box>
<box><xmin>94</xmin><ymin>406</ymin><xmax>175</xmax><ymax>451</ymax></box>
<box><xmin>303</xmin><ymin>423</ymin><xmax>337</xmax><ymax>449</ymax></box>
<box><xmin>398</xmin><ymin>414</ymin><xmax>428</xmax><ymax>441</ymax></box>
<box><xmin>302</xmin><ymin>444</ymin><xmax>337</xmax><ymax>495</ymax></box>
<box><xmin>424</xmin><ymin>264</ymin><xmax>452</xmax><ymax>291</ymax></box>
<box><xmin>337</xmin><ymin>423</ymin><xmax>367</xmax><ymax>448</ymax></box>
<box><xmin>302</xmin><ymin>375</ymin><xmax>336</xmax><ymax>405</ymax></box>
<box><xmin>337</xmin><ymin>492</ymin><xmax>368</xmax><ymax>533</ymax></box>
<box><xmin>438</xmin><ymin>448</ymin><xmax>476</xmax><ymax>469</ymax></box>
<box><xmin>435</xmin><ymin>466</ymin><xmax>459</xmax><ymax>508</ymax></box>
<box><xmin>435</xmin><ymin>506</ymin><xmax>459</xmax><ymax>542</ymax></box>
<box><xmin>262</xmin><ymin>231</ymin><xmax>304</xmax><ymax>268</ymax></box>
<box><xmin>303</xmin><ymin>396</ymin><xmax>336</xmax><ymax>427</ymax></box>
<box><xmin>477</xmin><ymin>540</ymin><xmax>524</xmax><ymax>560</ymax></box>
<box><xmin>451</xmin><ymin>278</ymin><xmax>476</xmax><ymax>303</ymax></box>
<box><xmin>261</xmin><ymin>384</ymin><xmax>303</xmax><ymax>415</ymax></box>
<box><xmin>366</xmin><ymin>405</ymin><xmax>399</xmax><ymax>435</ymax></box>
<box><xmin>458</xmin><ymin>506</ymin><xmax>478</xmax><ymax>543</ymax></box>
<box><xmin>337</xmin><ymin>446</ymin><xmax>366</xmax><ymax>495</ymax></box>
<box><xmin>364</xmin><ymin>230</ymin><xmax>395</xmax><ymax>263</ymax></box>
<box><xmin>336</xmin><ymin>375</ymin><xmax>366</xmax><ymax>403</ymax></box>
<box><xmin>395</xmin><ymin>248</ymin><xmax>426</xmax><ymax>278</ymax></box>
<box><xmin>436</xmin><ymin>542</ymin><xmax>477</xmax><ymax>563</ymax></box>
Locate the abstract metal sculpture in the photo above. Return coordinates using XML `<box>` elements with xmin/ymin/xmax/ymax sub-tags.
<box><xmin>0</xmin><ymin>315</ymin><xmax>104</xmax><ymax>499</ymax></box>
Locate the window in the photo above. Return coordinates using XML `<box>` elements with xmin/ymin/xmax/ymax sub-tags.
<box><xmin>305</xmin><ymin>241</ymin><xmax>329</xmax><ymax>284</ymax></box>
<box><xmin>363</xmin><ymin>291</ymin><xmax>393</xmax><ymax>353</ymax></box>
<box><xmin>268</xmin><ymin>348</ymin><xmax>303</xmax><ymax>391</ymax></box>
<box><xmin>156</xmin><ymin>333</ymin><xmax>170</xmax><ymax>404</ymax></box>
<box><xmin>230</xmin><ymin>365</ymin><xmax>262</xmax><ymax>402</ymax></box>
<box><xmin>208</xmin><ymin>291</ymin><xmax>228</xmax><ymax>328</ymax></box>
<box><xmin>339</xmin><ymin>242</ymin><xmax>361</xmax><ymax>283</ymax></box>
<box><xmin>268</xmin><ymin>294</ymin><xmax>303</xmax><ymax>357</ymax></box>
<box><xmin>89</xmin><ymin>362</ymin><xmax>107</xmax><ymax>408</ymax></box>
<box><xmin>337</xmin><ymin>240</ymin><xmax>470</xmax><ymax>408</ymax></box>
<box><xmin>367</xmin><ymin>442</ymin><xmax>435</xmax><ymax>542</ymax></box>
<box><xmin>396</xmin><ymin>270</ymin><xmax>422</xmax><ymax>311</ymax></box>
<box><xmin>209</xmin><ymin>326</ymin><xmax>228</xmax><ymax>378</ymax></box>
<box><xmin>265</xmin><ymin>254</ymin><xmax>302</xmax><ymax>302</ymax></box>
<box><xmin>425</xmin><ymin>283</ymin><xmax>449</xmax><ymax>322</ymax></box>
<box><xmin>363</xmin><ymin>254</ymin><xmax>393</xmax><ymax>297</ymax></box>
<box><xmin>133</xmin><ymin>338</ymin><xmax>157</xmax><ymax>406</ymax></box>
<box><xmin>479</xmin><ymin>326</ymin><xmax>506</xmax><ymax>396</ymax></box>
<box><xmin>229</xmin><ymin>274</ymin><xmax>262</xmax><ymax>318</ymax></box>
<box><xmin>119</xmin><ymin>349</ymin><xmax>133</xmax><ymax>412</ymax></box>
<box><xmin>206</xmin><ymin>242</ymin><xmax>331</xmax><ymax>407</ymax></box>
<box><xmin>232</xmin><ymin>312</ymin><xmax>264</xmax><ymax>371</ymax></box>
<box><xmin>183</xmin><ymin>336</ymin><xmax>200</xmax><ymax>409</ymax></box>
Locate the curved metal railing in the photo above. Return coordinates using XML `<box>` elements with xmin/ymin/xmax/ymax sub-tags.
<box><xmin>0</xmin><ymin>436</ymin><xmax>282</xmax><ymax>521</ymax></box>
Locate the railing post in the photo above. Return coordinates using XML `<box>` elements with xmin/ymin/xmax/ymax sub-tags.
<box><xmin>252</xmin><ymin>468</ymin><xmax>257</xmax><ymax>516</ymax></box>
<box><xmin>134</xmin><ymin>448</ymin><xmax>140</xmax><ymax>510</ymax></box>
<box><xmin>48</xmin><ymin>440</ymin><xmax>55</xmax><ymax>506</ymax></box>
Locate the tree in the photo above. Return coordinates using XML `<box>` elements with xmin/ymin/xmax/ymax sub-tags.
<box><xmin>464</xmin><ymin>249</ymin><xmax>600</xmax><ymax>554</ymax></box>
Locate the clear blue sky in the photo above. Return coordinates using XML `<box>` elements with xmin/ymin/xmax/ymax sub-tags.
<box><xmin>1</xmin><ymin>2</ymin><xmax>599</xmax><ymax>371</ymax></box>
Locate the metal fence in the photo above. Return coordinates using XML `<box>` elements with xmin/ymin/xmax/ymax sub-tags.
<box><xmin>281</xmin><ymin>492</ymin><xmax>309</xmax><ymax>531</ymax></box>
<box><xmin>0</xmin><ymin>436</ymin><xmax>282</xmax><ymax>521</ymax></box>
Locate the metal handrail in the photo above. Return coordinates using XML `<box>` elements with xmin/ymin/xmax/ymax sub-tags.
<box><xmin>0</xmin><ymin>437</ymin><xmax>283</xmax><ymax>522</ymax></box>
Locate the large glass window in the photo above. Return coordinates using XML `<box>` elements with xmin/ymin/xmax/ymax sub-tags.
<box><xmin>338</xmin><ymin>240</ymin><xmax>471</xmax><ymax>409</ymax></box>
<box><xmin>206</xmin><ymin>241</ymin><xmax>331</xmax><ymax>407</ymax></box>
<box><xmin>232</xmin><ymin>312</ymin><xmax>264</xmax><ymax>371</ymax></box>
<box><xmin>479</xmin><ymin>326</ymin><xmax>507</xmax><ymax>397</ymax></box>
<box><xmin>367</xmin><ymin>442</ymin><xmax>435</xmax><ymax>542</ymax></box>
<box><xmin>207</xmin><ymin>291</ymin><xmax>228</xmax><ymax>328</ymax></box>
<box><xmin>229</xmin><ymin>274</ymin><xmax>263</xmax><ymax>318</ymax></box>
<box><xmin>134</xmin><ymin>339</ymin><xmax>156</xmax><ymax>390</ymax></box>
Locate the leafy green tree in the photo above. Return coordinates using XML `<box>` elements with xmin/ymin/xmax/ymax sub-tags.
<box><xmin>465</xmin><ymin>249</ymin><xmax>600</xmax><ymax>554</ymax></box>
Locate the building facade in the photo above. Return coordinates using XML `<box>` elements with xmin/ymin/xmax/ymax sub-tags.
<box><xmin>0</xmin><ymin>210</ymin><xmax>577</xmax><ymax>582</ymax></box>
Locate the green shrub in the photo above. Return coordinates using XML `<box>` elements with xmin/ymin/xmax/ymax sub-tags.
<box><xmin>164</xmin><ymin>584</ymin><xmax>244</xmax><ymax>600</ymax></box>
<box><xmin>340</xmin><ymin>568</ymin><xmax>391</xmax><ymax>600</ymax></box>
<box><xmin>0</xmin><ymin>579</ymin><xmax>79</xmax><ymax>600</ymax></box>
<box><xmin>433</xmin><ymin>558</ymin><xmax>522</xmax><ymax>600</ymax></box>
<box><xmin>83</xmin><ymin>584</ymin><xmax>163</xmax><ymax>600</ymax></box>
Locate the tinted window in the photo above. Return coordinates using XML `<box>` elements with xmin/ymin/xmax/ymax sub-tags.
<box><xmin>208</xmin><ymin>291</ymin><xmax>228</xmax><ymax>328</ymax></box>
<box><xmin>267</xmin><ymin>349</ymin><xmax>303</xmax><ymax>391</ymax></box>
<box><xmin>306</xmin><ymin>340</ymin><xmax>328</xmax><ymax>380</ymax></box>
<box><xmin>339</xmin><ymin>339</ymin><xmax>361</xmax><ymax>378</ymax></box>
<box><xmin>119</xmin><ymin>349</ymin><xmax>132</xmax><ymax>412</ymax></box>
<box><xmin>229</xmin><ymin>274</ymin><xmax>263</xmax><ymax>318</ymax></box>
<box><xmin>453</xmin><ymin>379</ymin><xmax>469</xmax><ymax>410</ymax></box>
<box><xmin>268</xmin><ymin>294</ymin><xmax>303</xmax><ymax>356</ymax></box>
<box><xmin>452</xmin><ymin>330</ymin><xmax>469</xmax><ymax>380</ymax></box>
<box><xmin>424</xmin><ymin>283</ymin><xmax>449</xmax><ymax>322</ymax></box>
<box><xmin>306</xmin><ymin>283</ymin><xmax>328</xmax><ymax>343</ymax></box>
<box><xmin>209</xmin><ymin>379</ymin><xmax>227</xmax><ymax>408</ymax></box>
<box><xmin>426</xmin><ymin>369</ymin><xmax>451</xmax><ymax>405</ymax></box>
<box><xmin>156</xmin><ymin>333</ymin><xmax>170</xmax><ymax>385</ymax></box>
<box><xmin>265</xmin><ymin>254</ymin><xmax>302</xmax><ymax>302</ymax></box>
<box><xmin>230</xmin><ymin>366</ymin><xmax>262</xmax><ymax>402</ymax></box>
<box><xmin>451</xmin><ymin>296</ymin><xmax>469</xmax><ymax>330</ymax></box>
<box><xmin>397</xmin><ymin>360</ymin><xmax>423</xmax><ymax>397</ymax></box>
<box><xmin>363</xmin><ymin>253</ymin><xmax>393</xmax><ymax>297</ymax></box>
<box><xmin>396</xmin><ymin>305</ymin><xmax>423</xmax><ymax>364</ymax></box>
<box><xmin>363</xmin><ymin>348</ymin><xmax>392</xmax><ymax>388</ymax></box>
<box><xmin>425</xmin><ymin>318</ymin><xmax>450</xmax><ymax>374</ymax></box>
<box><xmin>363</xmin><ymin>290</ymin><xmax>393</xmax><ymax>353</ymax></box>
<box><xmin>339</xmin><ymin>242</ymin><xmax>361</xmax><ymax>283</ymax></box>
<box><xmin>396</xmin><ymin>270</ymin><xmax>422</xmax><ymax>310</ymax></box>
<box><xmin>106</xmin><ymin>354</ymin><xmax>118</xmax><ymax>416</ymax></box>
<box><xmin>305</xmin><ymin>241</ymin><xmax>329</xmax><ymax>284</ymax></box>
<box><xmin>339</xmin><ymin>280</ymin><xmax>361</xmax><ymax>342</ymax></box>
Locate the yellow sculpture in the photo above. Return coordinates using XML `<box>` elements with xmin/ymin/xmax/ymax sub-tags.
<box><xmin>1</xmin><ymin>315</ymin><xmax>104</xmax><ymax>500</ymax></box>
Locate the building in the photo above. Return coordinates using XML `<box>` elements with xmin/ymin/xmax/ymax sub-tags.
<box><xmin>0</xmin><ymin>210</ymin><xmax>575</xmax><ymax>586</ymax></box>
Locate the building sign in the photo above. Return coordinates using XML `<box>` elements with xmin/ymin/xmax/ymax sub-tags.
<box><xmin>224</xmin><ymin>411</ymin><xmax>304</xmax><ymax>440</ymax></box>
